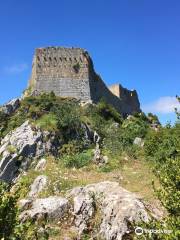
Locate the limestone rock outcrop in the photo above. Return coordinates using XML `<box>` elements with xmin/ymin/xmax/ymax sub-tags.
<box><xmin>28</xmin><ymin>175</ymin><xmax>48</xmax><ymax>198</ymax></box>
<box><xmin>69</xmin><ymin>181</ymin><xmax>150</xmax><ymax>239</ymax></box>
<box><xmin>1</xmin><ymin>98</ymin><xmax>20</xmax><ymax>115</ymax></box>
<box><xmin>0</xmin><ymin>120</ymin><xmax>99</xmax><ymax>182</ymax></box>
<box><xmin>35</xmin><ymin>158</ymin><xmax>47</xmax><ymax>171</ymax></box>
<box><xmin>18</xmin><ymin>181</ymin><xmax>161</xmax><ymax>239</ymax></box>
<box><xmin>0</xmin><ymin>121</ymin><xmax>58</xmax><ymax>182</ymax></box>
<box><xmin>19</xmin><ymin>196</ymin><xmax>69</xmax><ymax>222</ymax></box>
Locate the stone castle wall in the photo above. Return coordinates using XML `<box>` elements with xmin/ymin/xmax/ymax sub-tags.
<box><xmin>28</xmin><ymin>47</ymin><xmax>140</xmax><ymax>115</ymax></box>
<box><xmin>29</xmin><ymin>47</ymin><xmax>92</xmax><ymax>101</ymax></box>
<box><xmin>108</xmin><ymin>84</ymin><xmax>140</xmax><ymax>113</ymax></box>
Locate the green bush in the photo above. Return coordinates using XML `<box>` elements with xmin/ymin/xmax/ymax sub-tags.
<box><xmin>52</xmin><ymin>100</ymin><xmax>82</xmax><ymax>140</ymax></box>
<box><xmin>59</xmin><ymin>140</ymin><xmax>84</xmax><ymax>156</ymax></box>
<box><xmin>0</xmin><ymin>110</ymin><xmax>8</xmax><ymax>137</ymax></box>
<box><xmin>103</xmin><ymin>115</ymin><xmax>148</xmax><ymax>157</ymax></box>
<box><xmin>35</xmin><ymin>113</ymin><xmax>58</xmax><ymax>132</ymax></box>
<box><xmin>155</xmin><ymin>156</ymin><xmax>180</xmax><ymax>215</ymax></box>
<box><xmin>61</xmin><ymin>150</ymin><xmax>92</xmax><ymax>168</ymax></box>
<box><xmin>0</xmin><ymin>181</ymin><xmax>49</xmax><ymax>240</ymax></box>
<box><xmin>147</xmin><ymin>112</ymin><xmax>160</xmax><ymax>124</ymax></box>
<box><xmin>122</xmin><ymin>117</ymin><xmax>149</xmax><ymax>140</ymax></box>
<box><xmin>0</xmin><ymin>182</ymin><xmax>19</xmax><ymax>239</ymax></box>
<box><xmin>96</xmin><ymin>99</ymin><xmax>123</xmax><ymax>124</ymax></box>
<box><xmin>138</xmin><ymin>103</ymin><xmax>180</xmax><ymax>239</ymax></box>
<box><xmin>144</xmin><ymin>130</ymin><xmax>163</xmax><ymax>158</ymax></box>
<box><xmin>144</xmin><ymin>128</ymin><xmax>179</xmax><ymax>162</ymax></box>
<box><xmin>21</xmin><ymin>92</ymin><xmax>56</xmax><ymax>117</ymax></box>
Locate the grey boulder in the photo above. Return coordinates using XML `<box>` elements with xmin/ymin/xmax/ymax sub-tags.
<box><xmin>69</xmin><ymin>181</ymin><xmax>149</xmax><ymax>239</ymax></box>
<box><xmin>19</xmin><ymin>196</ymin><xmax>69</xmax><ymax>222</ymax></box>
<box><xmin>28</xmin><ymin>175</ymin><xmax>48</xmax><ymax>198</ymax></box>
<box><xmin>35</xmin><ymin>158</ymin><xmax>47</xmax><ymax>171</ymax></box>
<box><xmin>0</xmin><ymin>121</ymin><xmax>58</xmax><ymax>182</ymax></box>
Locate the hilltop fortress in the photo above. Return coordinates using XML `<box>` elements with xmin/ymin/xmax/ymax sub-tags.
<box><xmin>28</xmin><ymin>47</ymin><xmax>140</xmax><ymax>116</ymax></box>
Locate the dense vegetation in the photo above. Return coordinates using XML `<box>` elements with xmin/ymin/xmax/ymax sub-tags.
<box><xmin>136</xmin><ymin>99</ymin><xmax>180</xmax><ymax>240</ymax></box>
<box><xmin>0</xmin><ymin>93</ymin><xmax>179</xmax><ymax>239</ymax></box>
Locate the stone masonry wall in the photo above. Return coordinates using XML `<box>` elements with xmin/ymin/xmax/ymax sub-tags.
<box><xmin>108</xmin><ymin>84</ymin><xmax>140</xmax><ymax>114</ymax></box>
<box><xmin>28</xmin><ymin>47</ymin><xmax>141</xmax><ymax>115</ymax></box>
<box><xmin>29</xmin><ymin>47</ymin><xmax>91</xmax><ymax>101</ymax></box>
<box><xmin>108</xmin><ymin>84</ymin><xmax>120</xmax><ymax>98</ymax></box>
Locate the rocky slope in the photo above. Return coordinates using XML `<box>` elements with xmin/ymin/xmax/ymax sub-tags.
<box><xmin>18</xmin><ymin>180</ymin><xmax>153</xmax><ymax>240</ymax></box>
<box><xmin>0</xmin><ymin>120</ymin><xmax>58</xmax><ymax>182</ymax></box>
<box><xmin>0</xmin><ymin>94</ymin><xmax>164</xmax><ymax>240</ymax></box>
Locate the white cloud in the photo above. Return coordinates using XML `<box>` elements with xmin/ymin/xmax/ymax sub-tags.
<box><xmin>4</xmin><ymin>63</ymin><xmax>28</xmax><ymax>74</ymax></box>
<box><xmin>142</xmin><ymin>96</ymin><xmax>180</xmax><ymax>114</ymax></box>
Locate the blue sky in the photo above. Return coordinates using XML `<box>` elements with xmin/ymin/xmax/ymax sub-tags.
<box><xmin>0</xmin><ymin>0</ymin><xmax>179</xmax><ymax>124</ymax></box>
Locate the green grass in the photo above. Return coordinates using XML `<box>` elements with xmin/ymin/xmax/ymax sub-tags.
<box><xmin>35</xmin><ymin>113</ymin><xmax>58</xmax><ymax>132</ymax></box>
<box><xmin>61</xmin><ymin>149</ymin><xmax>93</xmax><ymax>169</ymax></box>
<box><xmin>120</xmin><ymin>157</ymin><xmax>160</xmax><ymax>202</ymax></box>
<box><xmin>14</xmin><ymin>154</ymin><xmax>163</xmax><ymax>240</ymax></box>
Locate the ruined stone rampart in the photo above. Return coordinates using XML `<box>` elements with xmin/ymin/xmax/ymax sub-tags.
<box><xmin>29</xmin><ymin>47</ymin><xmax>91</xmax><ymax>101</ymax></box>
<box><xmin>28</xmin><ymin>47</ymin><xmax>140</xmax><ymax>116</ymax></box>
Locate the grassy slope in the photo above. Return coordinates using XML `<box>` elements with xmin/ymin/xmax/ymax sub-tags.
<box><xmin>2</xmin><ymin>94</ymin><xmax>173</xmax><ymax>239</ymax></box>
<box><xmin>17</xmin><ymin>154</ymin><xmax>162</xmax><ymax>239</ymax></box>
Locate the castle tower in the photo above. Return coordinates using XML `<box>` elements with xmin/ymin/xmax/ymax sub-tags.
<box><xmin>28</xmin><ymin>47</ymin><xmax>141</xmax><ymax>116</ymax></box>
<box><xmin>29</xmin><ymin>47</ymin><xmax>93</xmax><ymax>101</ymax></box>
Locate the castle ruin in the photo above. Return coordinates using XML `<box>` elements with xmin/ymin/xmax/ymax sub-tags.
<box><xmin>28</xmin><ymin>47</ymin><xmax>140</xmax><ymax>116</ymax></box>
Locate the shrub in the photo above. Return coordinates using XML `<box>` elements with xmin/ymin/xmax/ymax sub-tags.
<box><xmin>59</xmin><ymin>140</ymin><xmax>84</xmax><ymax>156</ymax></box>
<box><xmin>122</xmin><ymin>117</ymin><xmax>149</xmax><ymax>140</ymax></box>
<box><xmin>62</xmin><ymin>150</ymin><xmax>92</xmax><ymax>168</ymax></box>
<box><xmin>35</xmin><ymin>113</ymin><xmax>58</xmax><ymax>132</ymax></box>
<box><xmin>103</xmin><ymin>115</ymin><xmax>148</xmax><ymax>157</ymax></box>
<box><xmin>144</xmin><ymin>130</ymin><xmax>163</xmax><ymax>158</ymax></box>
<box><xmin>83</xmin><ymin>104</ymin><xmax>114</xmax><ymax>139</ymax></box>
<box><xmin>21</xmin><ymin>92</ymin><xmax>56</xmax><ymax>119</ymax></box>
<box><xmin>52</xmin><ymin>100</ymin><xmax>82</xmax><ymax>140</ymax></box>
<box><xmin>0</xmin><ymin>181</ymin><xmax>48</xmax><ymax>239</ymax></box>
<box><xmin>144</xmin><ymin>128</ymin><xmax>179</xmax><ymax>162</ymax></box>
<box><xmin>0</xmin><ymin>110</ymin><xmax>7</xmax><ymax>135</ymax></box>
<box><xmin>96</xmin><ymin>99</ymin><xmax>123</xmax><ymax>124</ymax></box>
<box><xmin>103</xmin><ymin>127</ymin><xmax>124</xmax><ymax>156</ymax></box>
<box><xmin>147</xmin><ymin>112</ymin><xmax>160</xmax><ymax>124</ymax></box>
<box><xmin>0</xmin><ymin>182</ymin><xmax>19</xmax><ymax>239</ymax></box>
<box><xmin>137</xmin><ymin>104</ymin><xmax>180</xmax><ymax>239</ymax></box>
<box><xmin>155</xmin><ymin>156</ymin><xmax>180</xmax><ymax>215</ymax></box>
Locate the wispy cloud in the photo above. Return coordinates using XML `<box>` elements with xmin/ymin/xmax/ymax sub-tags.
<box><xmin>142</xmin><ymin>96</ymin><xmax>180</xmax><ymax>114</ymax></box>
<box><xmin>4</xmin><ymin>63</ymin><xmax>28</xmax><ymax>74</ymax></box>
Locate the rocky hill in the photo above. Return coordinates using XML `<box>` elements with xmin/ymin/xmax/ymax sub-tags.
<box><xmin>0</xmin><ymin>93</ymin><xmax>179</xmax><ymax>240</ymax></box>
